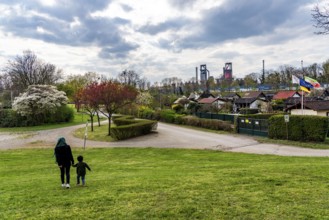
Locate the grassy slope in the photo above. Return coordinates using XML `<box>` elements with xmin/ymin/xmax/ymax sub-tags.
<box><xmin>1</xmin><ymin>148</ymin><xmax>329</xmax><ymax>219</ymax></box>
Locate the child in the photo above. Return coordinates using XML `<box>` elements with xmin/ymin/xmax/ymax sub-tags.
<box><xmin>73</xmin><ymin>155</ymin><xmax>91</xmax><ymax>186</ymax></box>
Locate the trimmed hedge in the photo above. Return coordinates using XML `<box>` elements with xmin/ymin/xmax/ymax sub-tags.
<box><xmin>135</xmin><ymin>107</ymin><xmax>233</xmax><ymax>132</ymax></box>
<box><xmin>241</xmin><ymin>113</ymin><xmax>281</xmax><ymax>120</ymax></box>
<box><xmin>111</xmin><ymin>115</ymin><xmax>157</xmax><ymax>140</ymax></box>
<box><xmin>268</xmin><ymin>115</ymin><xmax>329</xmax><ymax>142</ymax></box>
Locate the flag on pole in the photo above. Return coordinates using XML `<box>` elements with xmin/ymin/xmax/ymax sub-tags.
<box><xmin>292</xmin><ymin>75</ymin><xmax>300</xmax><ymax>84</ymax></box>
<box><xmin>299</xmin><ymin>78</ymin><xmax>313</xmax><ymax>93</ymax></box>
<box><xmin>304</xmin><ymin>76</ymin><xmax>321</xmax><ymax>88</ymax></box>
<box><xmin>299</xmin><ymin>78</ymin><xmax>313</xmax><ymax>89</ymax></box>
<box><xmin>300</xmin><ymin>86</ymin><xmax>311</xmax><ymax>93</ymax></box>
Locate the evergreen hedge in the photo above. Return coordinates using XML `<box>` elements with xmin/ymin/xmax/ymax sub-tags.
<box><xmin>111</xmin><ymin>115</ymin><xmax>157</xmax><ymax>140</ymax></box>
<box><xmin>0</xmin><ymin>105</ymin><xmax>74</xmax><ymax>127</ymax></box>
<box><xmin>268</xmin><ymin>115</ymin><xmax>329</xmax><ymax>142</ymax></box>
<box><xmin>135</xmin><ymin>107</ymin><xmax>233</xmax><ymax>132</ymax></box>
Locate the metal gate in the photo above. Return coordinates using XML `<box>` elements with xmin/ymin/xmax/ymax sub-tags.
<box><xmin>237</xmin><ymin>117</ymin><xmax>268</xmax><ymax>137</ymax></box>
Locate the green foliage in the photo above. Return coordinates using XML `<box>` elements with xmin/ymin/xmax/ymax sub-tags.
<box><xmin>239</xmin><ymin>108</ymin><xmax>259</xmax><ymax>114</ymax></box>
<box><xmin>46</xmin><ymin>105</ymin><xmax>74</xmax><ymax>123</ymax></box>
<box><xmin>159</xmin><ymin>109</ymin><xmax>176</xmax><ymax>123</ymax></box>
<box><xmin>241</xmin><ymin>113</ymin><xmax>281</xmax><ymax>119</ymax></box>
<box><xmin>181</xmin><ymin>115</ymin><xmax>233</xmax><ymax>132</ymax></box>
<box><xmin>187</xmin><ymin>102</ymin><xmax>201</xmax><ymax>114</ymax></box>
<box><xmin>0</xmin><ymin>105</ymin><xmax>74</xmax><ymax>127</ymax></box>
<box><xmin>271</xmin><ymin>99</ymin><xmax>285</xmax><ymax>111</ymax></box>
<box><xmin>137</xmin><ymin>106</ymin><xmax>158</xmax><ymax>120</ymax></box>
<box><xmin>269</xmin><ymin>115</ymin><xmax>328</xmax><ymax>142</ymax></box>
<box><xmin>172</xmin><ymin>104</ymin><xmax>184</xmax><ymax>113</ymax></box>
<box><xmin>182</xmin><ymin>115</ymin><xmax>201</xmax><ymax>127</ymax></box>
<box><xmin>111</xmin><ymin>115</ymin><xmax>157</xmax><ymax>140</ymax></box>
<box><xmin>0</xmin><ymin>109</ymin><xmax>30</xmax><ymax>127</ymax></box>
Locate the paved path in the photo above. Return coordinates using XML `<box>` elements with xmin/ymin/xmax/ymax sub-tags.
<box><xmin>1</xmin><ymin>122</ymin><xmax>329</xmax><ymax>157</ymax></box>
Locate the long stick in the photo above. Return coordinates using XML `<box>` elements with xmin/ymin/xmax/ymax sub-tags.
<box><xmin>83</xmin><ymin>121</ymin><xmax>88</xmax><ymax>150</ymax></box>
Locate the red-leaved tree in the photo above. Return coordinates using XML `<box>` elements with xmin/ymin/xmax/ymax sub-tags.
<box><xmin>79</xmin><ymin>82</ymin><xmax>102</xmax><ymax>131</ymax></box>
<box><xmin>98</xmin><ymin>81</ymin><xmax>138</xmax><ymax>135</ymax></box>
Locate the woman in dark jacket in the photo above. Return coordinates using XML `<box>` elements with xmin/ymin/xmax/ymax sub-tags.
<box><xmin>54</xmin><ymin>137</ymin><xmax>74</xmax><ymax>188</ymax></box>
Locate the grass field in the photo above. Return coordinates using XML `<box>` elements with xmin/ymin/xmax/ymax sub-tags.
<box><xmin>1</xmin><ymin>147</ymin><xmax>329</xmax><ymax>219</ymax></box>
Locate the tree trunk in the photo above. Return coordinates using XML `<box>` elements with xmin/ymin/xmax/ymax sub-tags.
<box><xmin>108</xmin><ymin>114</ymin><xmax>112</xmax><ymax>136</ymax></box>
<box><xmin>96</xmin><ymin>111</ymin><xmax>101</xmax><ymax>127</ymax></box>
<box><xmin>90</xmin><ymin>115</ymin><xmax>94</xmax><ymax>132</ymax></box>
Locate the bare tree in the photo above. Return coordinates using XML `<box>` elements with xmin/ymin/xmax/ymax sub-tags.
<box><xmin>118</xmin><ymin>69</ymin><xmax>141</xmax><ymax>87</ymax></box>
<box><xmin>4</xmin><ymin>50</ymin><xmax>62</xmax><ymax>93</ymax></box>
<box><xmin>312</xmin><ymin>4</ymin><xmax>329</xmax><ymax>35</ymax></box>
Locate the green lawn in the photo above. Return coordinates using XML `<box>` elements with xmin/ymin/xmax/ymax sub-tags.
<box><xmin>74</xmin><ymin>122</ymin><xmax>116</xmax><ymax>142</ymax></box>
<box><xmin>1</xmin><ymin>147</ymin><xmax>329</xmax><ymax>219</ymax></box>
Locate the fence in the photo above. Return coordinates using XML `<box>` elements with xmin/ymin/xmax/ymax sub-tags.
<box><xmin>195</xmin><ymin>112</ymin><xmax>235</xmax><ymax>123</ymax></box>
<box><xmin>237</xmin><ymin>117</ymin><xmax>268</xmax><ymax>137</ymax></box>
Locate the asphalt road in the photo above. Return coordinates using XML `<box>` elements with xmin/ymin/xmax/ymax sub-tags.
<box><xmin>1</xmin><ymin>122</ymin><xmax>329</xmax><ymax>157</ymax></box>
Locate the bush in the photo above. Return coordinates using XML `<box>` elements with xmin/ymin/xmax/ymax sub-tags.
<box><xmin>159</xmin><ymin>109</ymin><xmax>176</xmax><ymax>123</ymax></box>
<box><xmin>0</xmin><ymin>105</ymin><xmax>74</xmax><ymax>127</ymax></box>
<box><xmin>49</xmin><ymin>105</ymin><xmax>74</xmax><ymax>123</ymax></box>
<box><xmin>138</xmin><ymin>106</ymin><xmax>156</xmax><ymax>120</ymax></box>
<box><xmin>240</xmin><ymin>113</ymin><xmax>281</xmax><ymax>120</ymax></box>
<box><xmin>182</xmin><ymin>115</ymin><xmax>233</xmax><ymax>132</ymax></box>
<box><xmin>182</xmin><ymin>115</ymin><xmax>200</xmax><ymax>127</ymax></box>
<box><xmin>268</xmin><ymin>115</ymin><xmax>328</xmax><ymax>142</ymax></box>
<box><xmin>111</xmin><ymin>115</ymin><xmax>157</xmax><ymax>140</ymax></box>
<box><xmin>239</xmin><ymin>108</ymin><xmax>259</xmax><ymax>114</ymax></box>
<box><xmin>172</xmin><ymin>104</ymin><xmax>184</xmax><ymax>113</ymax></box>
<box><xmin>0</xmin><ymin>109</ymin><xmax>29</xmax><ymax>127</ymax></box>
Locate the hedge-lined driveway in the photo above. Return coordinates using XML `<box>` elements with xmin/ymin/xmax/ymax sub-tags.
<box><xmin>1</xmin><ymin>122</ymin><xmax>329</xmax><ymax>157</ymax></box>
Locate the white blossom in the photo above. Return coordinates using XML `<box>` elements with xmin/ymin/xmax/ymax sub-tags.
<box><xmin>12</xmin><ymin>85</ymin><xmax>68</xmax><ymax>116</ymax></box>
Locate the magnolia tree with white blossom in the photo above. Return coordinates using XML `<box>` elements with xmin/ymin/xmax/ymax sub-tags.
<box><xmin>12</xmin><ymin>85</ymin><xmax>68</xmax><ymax>118</ymax></box>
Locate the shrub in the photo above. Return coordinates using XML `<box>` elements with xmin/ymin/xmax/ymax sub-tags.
<box><xmin>182</xmin><ymin>115</ymin><xmax>200</xmax><ymax>127</ymax></box>
<box><xmin>0</xmin><ymin>109</ymin><xmax>28</xmax><ymax>127</ymax></box>
<box><xmin>239</xmin><ymin>108</ymin><xmax>259</xmax><ymax>114</ymax></box>
<box><xmin>268</xmin><ymin>115</ymin><xmax>328</xmax><ymax>142</ymax></box>
<box><xmin>182</xmin><ymin>115</ymin><xmax>232</xmax><ymax>132</ymax></box>
<box><xmin>172</xmin><ymin>104</ymin><xmax>184</xmax><ymax>113</ymax></box>
<box><xmin>159</xmin><ymin>109</ymin><xmax>176</xmax><ymax>123</ymax></box>
<box><xmin>111</xmin><ymin>115</ymin><xmax>157</xmax><ymax>140</ymax></box>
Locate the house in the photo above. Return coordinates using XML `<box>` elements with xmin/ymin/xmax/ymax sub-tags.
<box><xmin>197</xmin><ymin>91</ymin><xmax>215</xmax><ymax>100</ymax></box>
<box><xmin>272</xmin><ymin>91</ymin><xmax>301</xmax><ymax>100</ymax></box>
<box><xmin>320</xmin><ymin>88</ymin><xmax>329</xmax><ymax>100</ymax></box>
<box><xmin>286</xmin><ymin>100</ymin><xmax>329</xmax><ymax>116</ymax></box>
<box><xmin>234</xmin><ymin>91</ymin><xmax>269</xmax><ymax>112</ymax></box>
<box><xmin>221</xmin><ymin>93</ymin><xmax>241</xmax><ymax>102</ymax></box>
<box><xmin>284</xmin><ymin>96</ymin><xmax>317</xmax><ymax>109</ymax></box>
<box><xmin>271</xmin><ymin>91</ymin><xmax>301</xmax><ymax>111</ymax></box>
<box><xmin>264</xmin><ymin>92</ymin><xmax>276</xmax><ymax>102</ymax></box>
<box><xmin>188</xmin><ymin>92</ymin><xmax>199</xmax><ymax>101</ymax></box>
<box><xmin>198</xmin><ymin>97</ymin><xmax>227</xmax><ymax>110</ymax></box>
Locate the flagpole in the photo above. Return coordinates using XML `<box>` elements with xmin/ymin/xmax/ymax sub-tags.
<box><xmin>301</xmin><ymin>90</ymin><xmax>303</xmax><ymax>115</ymax></box>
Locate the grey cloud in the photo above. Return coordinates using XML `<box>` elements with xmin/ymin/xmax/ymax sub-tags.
<box><xmin>180</xmin><ymin>0</ymin><xmax>310</xmax><ymax>48</ymax></box>
<box><xmin>0</xmin><ymin>0</ymin><xmax>138</xmax><ymax>59</ymax></box>
<box><xmin>138</xmin><ymin>18</ymin><xmax>189</xmax><ymax>35</ymax></box>
<box><xmin>120</xmin><ymin>4</ymin><xmax>133</xmax><ymax>12</ymax></box>
<box><xmin>99</xmin><ymin>41</ymin><xmax>139</xmax><ymax>59</ymax></box>
<box><xmin>167</xmin><ymin>0</ymin><xmax>198</xmax><ymax>9</ymax></box>
<box><xmin>152</xmin><ymin>0</ymin><xmax>310</xmax><ymax>51</ymax></box>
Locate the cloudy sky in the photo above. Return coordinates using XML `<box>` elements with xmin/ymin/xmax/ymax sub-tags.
<box><xmin>0</xmin><ymin>0</ymin><xmax>328</xmax><ymax>83</ymax></box>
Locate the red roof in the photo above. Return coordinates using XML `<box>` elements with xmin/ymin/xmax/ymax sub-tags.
<box><xmin>198</xmin><ymin>97</ymin><xmax>219</xmax><ymax>104</ymax></box>
<box><xmin>242</xmin><ymin>91</ymin><xmax>264</xmax><ymax>98</ymax></box>
<box><xmin>273</xmin><ymin>91</ymin><xmax>300</xmax><ymax>100</ymax></box>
